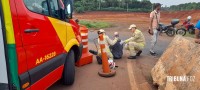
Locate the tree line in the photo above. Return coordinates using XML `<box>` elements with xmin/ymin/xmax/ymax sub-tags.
<box><xmin>163</xmin><ymin>2</ymin><xmax>200</xmax><ymax>11</ymax></box>
<box><xmin>74</xmin><ymin>0</ymin><xmax>152</xmax><ymax>13</ymax></box>
<box><xmin>74</xmin><ymin>0</ymin><xmax>200</xmax><ymax>13</ymax></box>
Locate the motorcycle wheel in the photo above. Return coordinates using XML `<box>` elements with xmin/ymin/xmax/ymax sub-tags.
<box><xmin>176</xmin><ymin>28</ymin><xmax>186</xmax><ymax>36</ymax></box>
<box><xmin>166</xmin><ymin>28</ymin><xmax>175</xmax><ymax>37</ymax></box>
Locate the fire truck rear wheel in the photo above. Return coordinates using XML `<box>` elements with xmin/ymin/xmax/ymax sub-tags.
<box><xmin>62</xmin><ymin>50</ymin><xmax>75</xmax><ymax>85</ymax></box>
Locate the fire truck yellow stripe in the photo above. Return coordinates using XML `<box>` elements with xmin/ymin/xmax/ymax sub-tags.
<box><xmin>1</xmin><ymin>0</ymin><xmax>20</xmax><ymax>89</ymax></box>
<box><xmin>48</xmin><ymin>17</ymin><xmax>79</xmax><ymax>52</ymax></box>
<box><xmin>48</xmin><ymin>17</ymin><xmax>67</xmax><ymax>46</ymax></box>
<box><xmin>2</xmin><ymin>0</ymin><xmax>15</xmax><ymax>44</ymax></box>
<box><xmin>64</xmin><ymin>38</ymin><xmax>79</xmax><ymax>51</ymax></box>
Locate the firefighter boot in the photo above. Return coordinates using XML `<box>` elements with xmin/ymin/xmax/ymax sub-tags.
<box><xmin>128</xmin><ymin>56</ymin><xmax>137</xmax><ymax>59</ymax></box>
<box><xmin>136</xmin><ymin>50</ymin><xmax>142</xmax><ymax>56</ymax></box>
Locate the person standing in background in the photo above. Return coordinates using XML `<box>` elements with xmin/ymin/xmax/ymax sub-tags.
<box><xmin>149</xmin><ymin>3</ymin><xmax>161</xmax><ymax>56</ymax></box>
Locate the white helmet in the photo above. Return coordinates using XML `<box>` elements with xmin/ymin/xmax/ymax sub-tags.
<box><xmin>99</xmin><ymin>29</ymin><xmax>105</xmax><ymax>33</ymax></box>
<box><xmin>128</xmin><ymin>24</ymin><xmax>137</xmax><ymax>30</ymax></box>
<box><xmin>97</xmin><ymin>29</ymin><xmax>105</xmax><ymax>34</ymax></box>
<box><xmin>187</xmin><ymin>16</ymin><xmax>192</xmax><ymax>20</ymax></box>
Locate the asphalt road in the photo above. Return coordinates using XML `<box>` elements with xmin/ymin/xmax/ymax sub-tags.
<box><xmin>48</xmin><ymin>28</ymin><xmax>173</xmax><ymax>90</ymax></box>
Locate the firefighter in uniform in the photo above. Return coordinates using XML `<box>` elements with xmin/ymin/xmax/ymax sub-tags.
<box><xmin>123</xmin><ymin>24</ymin><xmax>146</xmax><ymax>59</ymax></box>
<box><xmin>97</xmin><ymin>29</ymin><xmax>119</xmax><ymax>60</ymax></box>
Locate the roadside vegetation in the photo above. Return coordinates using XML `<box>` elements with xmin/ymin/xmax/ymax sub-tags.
<box><xmin>184</xmin><ymin>33</ymin><xmax>195</xmax><ymax>38</ymax></box>
<box><xmin>75</xmin><ymin>0</ymin><xmax>200</xmax><ymax>13</ymax></box>
<box><xmin>79</xmin><ymin>20</ymin><xmax>112</xmax><ymax>29</ymax></box>
<box><xmin>162</xmin><ymin>2</ymin><xmax>200</xmax><ymax>11</ymax></box>
<box><xmin>74</xmin><ymin>0</ymin><xmax>152</xmax><ymax>13</ymax></box>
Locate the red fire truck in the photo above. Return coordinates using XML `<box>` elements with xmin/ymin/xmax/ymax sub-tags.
<box><xmin>0</xmin><ymin>0</ymin><xmax>83</xmax><ymax>89</ymax></box>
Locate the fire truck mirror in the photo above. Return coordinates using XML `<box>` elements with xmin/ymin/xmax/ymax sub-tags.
<box><xmin>64</xmin><ymin>0</ymin><xmax>73</xmax><ymax>19</ymax></box>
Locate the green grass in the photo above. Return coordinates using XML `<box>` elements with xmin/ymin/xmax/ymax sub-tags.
<box><xmin>184</xmin><ymin>32</ymin><xmax>195</xmax><ymax>38</ymax></box>
<box><xmin>79</xmin><ymin>20</ymin><xmax>112</xmax><ymax>29</ymax></box>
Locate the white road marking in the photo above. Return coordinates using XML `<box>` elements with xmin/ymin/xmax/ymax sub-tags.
<box><xmin>127</xmin><ymin>60</ymin><xmax>138</xmax><ymax>90</ymax></box>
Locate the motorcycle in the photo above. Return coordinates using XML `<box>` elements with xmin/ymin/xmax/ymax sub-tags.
<box><xmin>159</xmin><ymin>19</ymin><xmax>179</xmax><ymax>37</ymax></box>
<box><xmin>176</xmin><ymin>22</ymin><xmax>195</xmax><ymax>36</ymax></box>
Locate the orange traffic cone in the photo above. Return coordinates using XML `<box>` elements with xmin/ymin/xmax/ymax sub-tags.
<box><xmin>76</xmin><ymin>25</ymin><xmax>93</xmax><ymax>67</ymax></box>
<box><xmin>98</xmin><ymin>34</ymin><xmax>116</xmax><ymax>77</ymax></box>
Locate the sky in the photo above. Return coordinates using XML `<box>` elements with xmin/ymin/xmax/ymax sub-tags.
<box><xmin>150</xmin><ymin>0</ymin><xmax>200</xmax><ymax>7</ymax></box>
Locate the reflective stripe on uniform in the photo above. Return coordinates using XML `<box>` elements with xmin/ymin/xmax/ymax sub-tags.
<box><xmin>140</xmin><ymin>43</ymin><xmax>145</xmax><ymax>47</ymax></box>
<box><xmin>141</xmin><ymin>43</ymin><xmax>145</xmax><ymax>47</ymax></box>
<box><xmin>98</xmin><ymin>41</ymin><xmax>106</xmax><ymax>45</ymax></box>
<box><xmin>103</xmin><ymin>48</ymin><xmax>107</xmax><ymax>52</ymax></box>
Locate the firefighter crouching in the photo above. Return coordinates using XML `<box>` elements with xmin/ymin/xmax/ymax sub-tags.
<box><xmin>122</xmin><ymin>24</ymin><xmax>146</xmax><ymax>59</ymax></box>
<box><xmin>97</xmin><ymin>29</ymin><xmax>119</xmax><ymax>68</ymax></box>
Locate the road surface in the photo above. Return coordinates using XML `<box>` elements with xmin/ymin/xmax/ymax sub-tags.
<box><xmin>48</xmin><ymin>24</ymin><xmax>173</xmax><ymax>90</ymax></box>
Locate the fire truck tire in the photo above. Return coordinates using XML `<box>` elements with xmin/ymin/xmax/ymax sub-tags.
<box><xmin>62</xmin><ymin>50</ymin><xmax>75</xmax><ymax>85</ymax></box>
